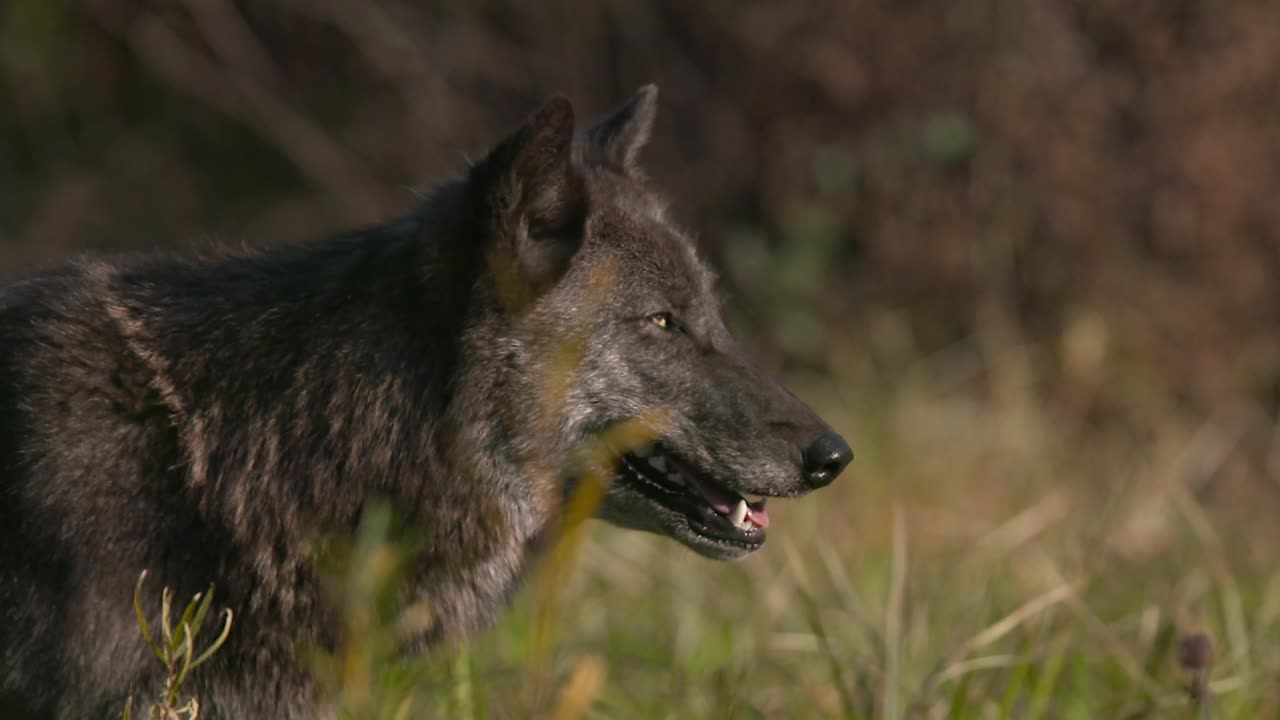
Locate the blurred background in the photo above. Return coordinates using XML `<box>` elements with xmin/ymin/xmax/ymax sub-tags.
<box><xmin>3</xmin><ymin>1</ymin><xmax>1279</xmax><ymax>717</ymax></box>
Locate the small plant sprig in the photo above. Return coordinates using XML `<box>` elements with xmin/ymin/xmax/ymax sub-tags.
<box><xmin>123</xmin><ymin>570</ymin><xmax>234</xmax><ymax>720</ymax></box>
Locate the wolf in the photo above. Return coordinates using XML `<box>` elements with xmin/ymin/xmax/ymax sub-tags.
<box><xmin>0</xmin><ymin>86</ymin><xmax>852</xmax><ymax>718</ymax></box>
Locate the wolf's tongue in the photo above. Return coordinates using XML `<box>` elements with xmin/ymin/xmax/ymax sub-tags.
<box><xmin>669</xmin><ymin>457</ymin><xmax>771</xmax><ymax>529</ymax></box>
<box><xmin>747</xmin><ymin>503</ymin><xmax>770</xmax><ymax>529</ymax></box>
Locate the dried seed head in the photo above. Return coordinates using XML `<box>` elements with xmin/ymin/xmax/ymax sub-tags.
<box><xmin>1177</xmin><ymin>632</ymin><xmax>1214</xmax><ymax>672</ymax></box>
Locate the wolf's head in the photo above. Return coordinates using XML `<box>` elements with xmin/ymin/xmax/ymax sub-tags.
<box><xmin>462</xmin><ymin>87</ymin><xmax>851</xmax><ymax>560</ymax></box>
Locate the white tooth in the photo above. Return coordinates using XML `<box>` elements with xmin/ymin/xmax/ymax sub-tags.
<box><xmin>648</xmin><ymin>455</ymin><xmax>667</xmax><ymax>472</ymax></box>
<box><xmin>730</xmin><ymin>500</ymin><xmax>748</xmax><ymax>527</ymax></box>
<box><xmin>667</xmin><ymin>472</ymin><xmax>685</xmax><ymax>486</ymax></box>
<box><xmin>634</xmin><ymin>444</ymin><xmax>653</xmax><ymax>459</ymax></box>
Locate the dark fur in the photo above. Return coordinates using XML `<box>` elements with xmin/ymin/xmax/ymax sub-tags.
<box><xmin>0</xmin><ymin>87</ymin><xmax>849</xmax><ymax>718</ymax></box>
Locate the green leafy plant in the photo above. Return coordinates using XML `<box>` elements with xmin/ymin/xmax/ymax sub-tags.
<box><xmin>304</xmin><ymin>498</ymin><xmax>438</xmax><ymax>720</ymax></box>
<box><xmin>123</xmin><ymin>571</ymin><xmax>234</xmax><ymax>720</ymax></box>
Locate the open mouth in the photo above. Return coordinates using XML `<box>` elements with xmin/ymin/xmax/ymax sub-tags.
<box><xmin>617</xmin><ymin>442</ymin><xmax>771</xmax><ymax>548</ymax></box>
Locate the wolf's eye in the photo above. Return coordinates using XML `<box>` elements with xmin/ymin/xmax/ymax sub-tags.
<box><xmin>648</xmin><ymin>312</ymin><xmax>676</xmax><ymax>331</ymax></box>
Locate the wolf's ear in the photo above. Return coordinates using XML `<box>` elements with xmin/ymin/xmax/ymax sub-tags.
<box><xmin>471</xmin><ymin>95</ymin><xmax>586</xmax><ymax>302</ymax></box>
<box><xmin>586</xmin><ymin>84</ymin><xmax>658</xmax><ymax>175</ymax></box>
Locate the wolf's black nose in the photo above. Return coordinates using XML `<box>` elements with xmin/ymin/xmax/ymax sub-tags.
<box><xmin>803</xmin><ymin>432</ymin><xmax>852</xmax><ymax>488</ymax></box>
